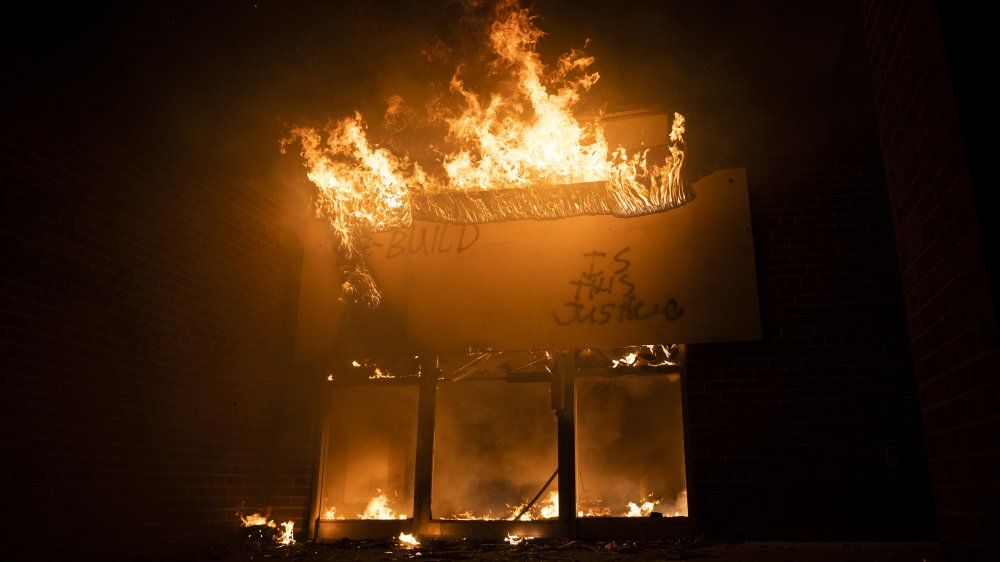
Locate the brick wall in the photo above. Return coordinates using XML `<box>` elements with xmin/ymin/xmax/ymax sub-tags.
<box><xmin>684</xmin><ymin>98</ymin><xmax>936</xmax><ymax>538</ymax></box>
<box><xmin>0</xmin><ymin>90</ymin><xmax>315</xmax><ymax>560</ymax></box>
<box><xmin>859</xmin><ymin>1</ymin><xmax>1000</xmax><ymax>559</ymax></box>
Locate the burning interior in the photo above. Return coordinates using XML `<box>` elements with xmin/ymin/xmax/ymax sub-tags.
<box><xmin>286</xmin><ymin>0</ymin><xmax>758</xmax><ymax>543</ymax></box>
<box><xmin>311</xmin><ymin>347</ymin><xmax>689</xmax><ymax>539</ymax></box>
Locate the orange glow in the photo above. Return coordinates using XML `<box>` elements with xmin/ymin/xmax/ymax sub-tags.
<box><xmin>625</xmin><ymin>499</ymin><xmax>659</xmax><ymax>517</ymax></box>
<box><xmin>240</xmin><ymin>512</ymin><xmax>273</xmax><ymax>527</ymax></box>
<box><xmin>505</xmin><ymin>533</ymin><xmax>533</xmax><ymax>545</ymax></box>
<box><xmin>283</xmin><ymin>1</ymin><xmax>688</xmax><ymax>306</ymax></box>
<box><xmin>398</xmin><ymin>532</ymin><xmax>420</xmax><ymax>547</ymax></box>
<box><xmin>359</xmin><ymin>493</ymin><xmax>403</xmax><ymax>519</ymax></box>
<box><xmin>277</xmin><ymin>521</ymin><xmax>295</xmax><ymax>546</ymax></box>
<box><xmin>239</xmin><ymin>512</ymin><xmax>295</xmax><ymax>547</ymax></box>
<box><xmin>321</xmin><ymin>507</ymin><xmax>343</xmax><ymax>520</ymax></box>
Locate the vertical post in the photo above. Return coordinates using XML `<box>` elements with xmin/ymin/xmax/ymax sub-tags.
<box><xmin>677</xmin><ymin>344</ymin><xmax>694</xmax><ymax>531</ymax></box>
<box><xmin>412</xmin><ymin>359</ymin><xmax>438</xmax><ymax>534</ymax></box>
<box><xmin>556</xmin><ymin>350</ymin><xmax>577</xmax><ymax>537</ymax></box>
<box><xmin>308</xmin><ymin>387</ymin><xmax>331</xmax><ymax>540</ymax></box>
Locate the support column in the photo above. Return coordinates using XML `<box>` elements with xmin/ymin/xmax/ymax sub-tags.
<box><xmin>412</xmin><ymin>361</ymin><xmax>438</xmax><ymax>534</ymax></box>
<box><xmin>556</xmin><ymin>350</ymin><xmax>577</xmax><ymax>537</ymax></box>
<box><xmin>308</xmin><ymin>406</ymin><xmax>330</xmax><ymax>539</ymax></box>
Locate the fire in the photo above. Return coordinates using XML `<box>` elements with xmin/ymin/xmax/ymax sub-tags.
<box><xmin>278</xmin><ymin>521</ymin><xmax>295</xmax><ymax>546</ymax></box>
<box><xmin>240</xmin><ymin>512</ymin><xmax>272</xmax><ymax>527</ymax></box>
<box><xmin>321</xmin><ymin>494</ymin><xmax>408</xmax><ymax>521</ymax></box>
<box><xmin>505</xmin><ymin>533</ymin><xmax>532</xmax><ymax>545</ymax></box>
<box><xmin>398</xmin><ymin>532</ymin><xmax>420</xmax><ymax>547</ymax></box>
<box><xmin>359</xmin><ymin>493</ymin><xmax>404</xmax><ymax>519</ymax></box>
<box><xmin>625</xmin><ymin>499</ymin><xmax>659</xmax><ymax>517</ymax></box>
<box><xmin>239</xmin><ymin>512</ymin><xmax>295</xmax><ymax>547</ymax></box>
<box><xmin>538</xmin><ymin>490</ymin><xmax>559</xmax><ymax>519</ymax></box>
<box><xmin>612</xmin><ymin>352</ymin><xmax>638</xmax><ymax>368</ymax></box>
<box><xmin>577</xmin><ymin>489</ymin><xmax>688</xmax><ymax>517</ymax></box>
<box><xmin>442</xmin><ymin>7</ymin><xmax>608</xmax><ymax>191</ymax></box>
<box><xmin>510</xmin><ymin>490</ymin><xmax>559</xmax><ymax>521</ymax></box>
<box><xmin>283</xmin><ymin>1</ymin><xmax>688</xmax><ymax>306</ymax></box>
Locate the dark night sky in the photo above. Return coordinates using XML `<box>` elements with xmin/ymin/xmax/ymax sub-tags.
<box><xmin>6</xmin><ymin>0</ymin><xmax>855</xmax><ymax>184</ymax></box>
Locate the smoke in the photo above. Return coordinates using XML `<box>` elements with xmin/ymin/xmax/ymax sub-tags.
<box><xmin>432</xmin><ymin>380</ymin><xmax>558</xmax><ymax>518</ymax></box>
<box><xmin>323</xmin><ymin>385</ymin><xmax>419</xmax><ymax>518</ymax></box>
<box><xmin>576</xmin><ymin>374</ymin><xmax>687</xmax><ymax>516</ymax></box>
<box><xmin>321</xmin><ymin>368</ymin><xmax>686</xmax><ymax>520</ymax></box>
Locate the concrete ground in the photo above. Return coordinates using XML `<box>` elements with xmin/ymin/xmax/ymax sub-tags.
<box><xmin>191</xmin><ymin>537</ymin><xmax>940</xmax><ymax>561</ymax></box>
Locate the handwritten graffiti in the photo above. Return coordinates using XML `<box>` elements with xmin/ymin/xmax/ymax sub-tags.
<box><xmin>553</xmin><ymin>247</ymin><xmax>683</xmax><ymax>326</ymax></box>
<box><xmin>371</xmin><ymin>224</ymin><xmax>480</xmax><ymax>259</ymax></box>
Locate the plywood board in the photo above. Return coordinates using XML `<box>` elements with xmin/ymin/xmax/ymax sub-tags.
<box><xmin>294</xmin><ymin>168</ymin><xmax>760</xmax><ymax>360</ymax></box>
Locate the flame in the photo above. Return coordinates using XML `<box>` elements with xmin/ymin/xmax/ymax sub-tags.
<box><xmin>278</xmin><ymin>521</ymin><xmax>295</xmax><ymax>546</ymax></box>
<box><xmin>239</xmin><ymin>512</ymin><xmax>295</xmax><ymax>547</ymax></box>
<box><xmin>322</xmin><ymin>494</ymin><xmax>407</xmax><ymax>521</ymax></box>
<box><xmin>625</xmin><ymin>499</ymin><xmax>659</xmax><ymax>517</ymax></box>
<box><xmin>442</xmin><ymin>8</ymin><xmax>607</xmax><ymax>190</ymax></box>
<box><xmin>398</xmin><ymin>532</ymin><xmax>420</xmax><ymax>547</ymax></box>
<box><xmin>510</xmin><ymin>490</ymin><xmax>559</xmax><ymax>521</ymax></box>
<box><xmin>672</xmin><ymin>489</ymin><xmax>688</xmax><ymax>517</ymax></box>
<box><xmin>577</xmin><ymin>489</ymin><xmax>688</xmax><ymax>517</ymax></box>
<box><xmin>240</xmin><ymin>512</ymin><xmax>274</xmax><ymax>527</ymax></box>
<box><xmin>612</xmin><ymin>352</ymin><xmax>638</xmax><ymax>368</ymax></box>
<box><xmin>284</xmin><ymin>1</ymin><xmax>688</xmax><ymax>306</ymax></box>
<box><xmin>538</xmin><ymin>490</ymin><xmax>559</xmax><ymax>519</ymax></box>
<box><xmin>505</xmin><ymin>533</ymin><xmax>532</xmax><ymax>545</ymax></box>
<box><xmin>359</xmin><ymin>493</ymin><xmax>400</xmax><ymax>519</ymax></box>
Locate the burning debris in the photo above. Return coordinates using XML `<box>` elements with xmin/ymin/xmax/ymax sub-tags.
<box><xmin>238</xmin><ymin>511</ymin><xmax>295</xmax><ymax>549</ymax></box>
<box><xmin>283</xmin><ymin>0</ymin><xmax>689</xmax><ymax>306</ymax></box>
<box><xmin>398</xmin><ymin>532</ymin><xmax>420</xmax><ymax>547</ymax></box>
<box><xmin>625</xmin><ymin>498</ymin><xmax>659</xmax><ymax>518</ymax></box>
<box><xmin>504</xmin><ymin>533</ymin><xmax>532</xmax><ymax>545</ymax></box>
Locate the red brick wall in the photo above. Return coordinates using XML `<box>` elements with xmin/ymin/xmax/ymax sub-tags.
<box><xmin>859</xmin><ymin>1</ymin><xmax>1000</xmax><ymax>559</ymax></box>
<box><xmin>1</xmin><ymin>90</ymin><xmax>314</xmax><ymax>560</ymax></box>
<box><xmin>685</xmin><ymin>100</ymin><xmax>936</xmax><ymax>538</ymax></box>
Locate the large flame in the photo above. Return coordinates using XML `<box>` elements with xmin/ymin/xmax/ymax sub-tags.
<box><xmin>284</xmin><ymin>1</ymin><xmax>688</xmax><ymax>305</ymax></box>
<box><xmin>442</xmin><ymin>8</ymin><xmax>608</xmax><ymax>190</ymax></box>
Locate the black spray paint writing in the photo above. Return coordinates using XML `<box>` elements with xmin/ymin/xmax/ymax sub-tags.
<box><xmin>371</xmin><ymin>224</ymin><xmax>480</xmax><ymax>259</ymax></box>
<box><xmin>553</xmin><ymin>247</ymin><xmax>683</xmax><ymax>326</ymax></box>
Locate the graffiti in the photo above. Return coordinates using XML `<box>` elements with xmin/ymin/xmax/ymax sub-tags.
<box><xmin>373</xmin><ymin>223</ymin><xmax>480</xmax><ymax>259</ymax></box>
<box><xmin>553</xmin><ymin>247</ymin><xmax>683</xmax><ymax>326</ymax></box>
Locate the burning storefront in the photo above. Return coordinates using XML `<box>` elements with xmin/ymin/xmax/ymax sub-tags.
<box><xmin>283</xmin><ymin>1</ymin><xmax>760</xmax><ymax>541</ymax></box>
<box><xmin>6</xmin><ymin>0</ymin><xmax>964</xmax><ymax>558</ymax></box>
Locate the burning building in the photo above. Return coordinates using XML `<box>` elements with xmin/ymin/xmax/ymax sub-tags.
<box><xmin>285</xmin><ymin>3</ymin><xmax>757</xmax><ymax>539</ymax></box>
<box><xmin>2</xmin><ymin>0</ymin><xmax>994</xmax><ymax>561</ymax></box>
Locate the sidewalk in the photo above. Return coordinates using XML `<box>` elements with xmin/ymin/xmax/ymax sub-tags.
<box><xmin>191</xmin><ymin>537</ymin><xmax>940</xmax><ymax>561</ymax></box>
